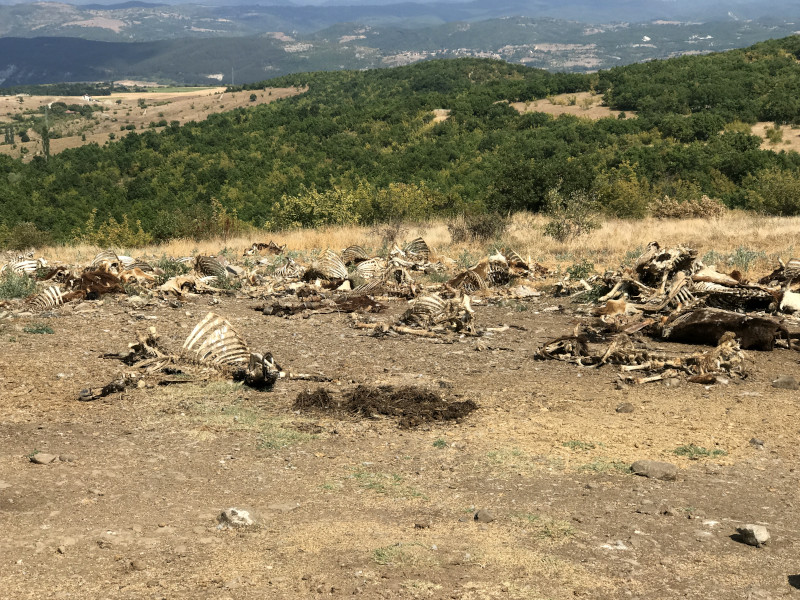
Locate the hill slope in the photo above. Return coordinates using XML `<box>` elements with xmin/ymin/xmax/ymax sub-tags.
<box><xmin>2</xmin><ymin>38</ymin><xmax>800</xmax><ymax>246</ymax></box>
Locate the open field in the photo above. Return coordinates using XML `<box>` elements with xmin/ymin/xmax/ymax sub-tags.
<box><xmin>510</xmin><ymin>91</ymin><xmax>628</xmax><ymax>120</ymax></box>
<box><xmin>0</xmin><ymin>86</ymin><xmax>304</xmax><ymax>160</ymax></box>
<box><xmin>2</xmin><ymin>214</ymin><xmax>800</xmax><ymax>598</ymax></box>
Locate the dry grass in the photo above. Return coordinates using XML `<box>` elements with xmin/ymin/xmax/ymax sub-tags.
<box><xmin>510</xmin><ymin>91</ymin><xmax>630</xmax><ymax>119</ymax></box>
<box><xmin>35</xmin><ymin>211</ymin><xmax>800</xmax><ymax>276</ymax></box>
<box><xmin>0</xmin><ymin>86</ymin><xmax>304</xmax><ymax>160</ymax></box>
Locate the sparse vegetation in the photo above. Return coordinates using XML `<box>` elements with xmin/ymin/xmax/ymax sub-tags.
<box><xmin>674</xmin><ymin>444</ymin><xmax>728</xmax><ymax>460</ymax></box>
<box><xmin>23</xmin><ymin>323</ymin><xmax>54</xmax><ymax>334</ymax></box>
<box><xmin>0</xmin><ymin>271</ymin><xmax>37</xmax><ymax>299</ymax></box>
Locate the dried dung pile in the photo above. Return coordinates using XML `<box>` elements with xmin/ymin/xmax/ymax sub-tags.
<box><xmin>294</xmin><ymin>385</ymin><xmax>477</xmax><ymax>428</ymax></box>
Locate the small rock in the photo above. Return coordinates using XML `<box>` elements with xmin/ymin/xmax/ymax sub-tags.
<box><xmin>474</xmin><ymin>509</ymin><xmax>496</xmax><ymax>523</ymax></box>
<box><xmin>59</xmin><ymin>454</ymin><xmax>77</xmax><ymax>463</ymax></box>
<box><xmin>615</xmin><ymin>380</ymin><xmax>628</xmax><ymax>391</ymax></box>
<box><xmin>30</xmin><ymin>453</ymin><xmax>58</xmax><ymax>465</ymax></box>
<box><xmin>663</xmin><ymin>377</ymin><xmax>681</xmax><ymax>388</ymax></box>
<box><xmin>217</xmin><ymin>507</ymin><xmax>256</xmax><ymax>529</ymax></box>
<box><xmin>749</xmin><ymin>438</ymin><xmax>765</xmax><ymax>449</ymax></box>
<box><xmin>88</xmin><ymin>488</ymin><xmax>104</xmax><ymax>496</ymax></box>
<box><xmin>659</xmin><ymin>505</ymin><xmax>677</xmax><ymax>517</ymax></box>
<box><xmin>631</xmin><ymin>460</ymin><xmax>677</xmax><ymax>481</ymax></box>
<box><xmin>56</xmin><ymin>546</ymin><xmax>65</xmax><ymax>555</ymax></box>
<box><xmin>736</xmin><ymin>524</ymin><xmax>770</xmax><ymax>547</ymax></box>
<box><xmin>616</xmin><ymin>402</ymin><xmax>635</xmax><ymax>414</ymax></box>
<box><xmin>130</xmin><ymin>559</ymin><xmax>147</xmax><ymax>571</ymax></box>
<box><xmin>414</xmin><ymin>522</ymin><xmax>431</xmax><ymax>529</ymax></box>
<box><xmin>771</xmin><ymin>375</ymin><xmax>799</xmax><ymax>390</ymax></box>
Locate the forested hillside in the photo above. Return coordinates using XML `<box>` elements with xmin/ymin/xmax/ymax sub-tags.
<box><xmin>3</xmin><ymin>37</ymin><xmax>800</xmax><ymax>247</ymax></box>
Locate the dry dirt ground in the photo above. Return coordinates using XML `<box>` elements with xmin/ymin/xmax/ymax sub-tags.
<box><xmin>0</xmin><ymin>86</ymin><xmax>303</xmax><ymax>160</ymax></box>
<box><xmin>2</xmin><ymin>285</ymin><xmax>800</xmax><ymax>599</ymax></box>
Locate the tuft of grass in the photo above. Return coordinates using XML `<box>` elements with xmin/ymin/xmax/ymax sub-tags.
<box><xmin>562</xmin><ymin>440</ymin><xmax>596</xmax><ymax>451</ymax></box>
<box><xmin>673</xmin><ymin>444</ymin><xmax>727</xmax><ymax>460</ymax></box>
<box><xmin>577</xmin><ymin>458</ymin><xmax>630</xmax><ymax>474</ymax></box>
<box><xmin>23</xmin><ymin>323</ymin><xmax>54</xmax><ymax>334</ymax></box>
<box><xmin>351</xmin><ymin>469</ymin><xmax>425</xmax><ymax>499</ymax></box>
<box><xmin>432</xmin><ymin>438</ymin><xmax>448</xmax><ymax>449</ymax></box>
<box><xmin>0</xmin><ymin>271</ymin><xmax>37</xmax><ymax>299</ymax></box>
<box><xmin>373</xmin><ymin>542</ymin><xmax>435</xmax><ymax>566</ymax></box>
<box><xmin>515</xmin><ymin>513</ymin><xmax>575</xmax><ymax>541</ymax></box>
<box><xmin>259</xmin><ymin>422</ymin><xmax>314</xmax><ymax>450</ymax></box>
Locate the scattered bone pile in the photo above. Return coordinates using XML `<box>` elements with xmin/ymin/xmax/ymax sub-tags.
<box><xmin>537</xmin><ymin>241</ymin><xmax>800</xmax><ymax>384</ymax></box>
<box><xmin>3</xmin><ymin>238</ymin><xmax>799</xmax><ymax>393</ymax></box>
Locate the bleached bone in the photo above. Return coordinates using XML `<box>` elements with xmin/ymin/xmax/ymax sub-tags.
<box><xmin>28</xmin><ymin>286</ymin><xmax>64</xmax><ymax>310</ymax></box>
<box><xmin>194</xmin><ymin>256</ymin><xmax>227</xmax><ymax>279</ymax></box>
<box><xmin>341</xmin><ymin>245</ymin><xmax>369</xmax><ymax>265</ymax></box>
<box><xmin>183</xmin><ymin>312</ymin><xmax>250</xmax><ymax>366</ymax></box>
<box><xmin>317</xmin><ymin>250</ymin><xmax>348</xmax><ymax>280</ymax></box>
<box><xmin>354</xmin><ymin>257</ymin><xmax>386</xmax><ymax>279</ymax></box>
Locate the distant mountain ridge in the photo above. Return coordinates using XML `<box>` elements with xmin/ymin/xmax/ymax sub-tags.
<box><xmin>3</xmin><ymin>15</ymin><xmax>800</xmax><ymax>87</ymax></box>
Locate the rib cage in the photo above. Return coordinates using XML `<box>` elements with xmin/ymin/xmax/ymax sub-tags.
<box><xmin>8</xmin><ymin>259</ymin><xmax>40</xmax><ymax>275</ymax></box>
<box><xmin>403</xmin><ymin>294</ymin><xmax>447</xmax><ymax>327</ymax></box>
<box><xmin>194</xmin><ymin>256</ymin><xmax>227</xmax><ymax>279</ymax></box>
<box><xmin>784</xmin><ymin>257</ymin><xmax>800</xmax><ymax>283</ymax></box>
<box><xmin>28</xmin><ymin>286</ymin><xmax>64</xmax><ymax>310</ymax></box>
<box><xmin>274</xmin><ymin>257</ymin><xmax>304</xmax><ymax>278</ymax></box>
<box><xmin>355</xmin><ymin>258</ymin><xmax>386</xmax><ymax>279</ymax></box>
<box><xmin>318</xmin><ymin>250</ymin><xmax>348</xmax><ymax>280</ymax></box>
<box><xmin>402</xmin><ymin>237</ymin><xmax>430</xmax><ymax>262</ymax></box>
<box><xmin>341</xmin><ymin>245</ymin><xmax>369</xmax><ymax>265</ymax></box>
<box><xmin>183</xmin><ymin>312</ymin><xmax>250</xmax><ymax>366</ymax></box>
<box><xmin>447</xmin><ymin>269</ymin><xmax>488</xmax><ymax>293</ymax></box>
<box><xmin>90</xmin><ymin>250</ymin><xmax>121</xmax><ymax>271</ymax></box>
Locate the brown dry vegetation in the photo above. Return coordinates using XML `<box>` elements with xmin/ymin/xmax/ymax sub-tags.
<box><xmin>39</xmin><ymin>211</ymin><xmax>800</xmax><ymax>278</ymax></box>
<box><xmin>0</xmin><ymin>86</ymin><xmax>304</xmax><ymax>160</ymax></box>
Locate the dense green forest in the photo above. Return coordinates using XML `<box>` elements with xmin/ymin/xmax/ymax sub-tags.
<box><xmin>3</xmin><ymin>36</ymin><xmax>800</xmax><ymax>248</ymax></box>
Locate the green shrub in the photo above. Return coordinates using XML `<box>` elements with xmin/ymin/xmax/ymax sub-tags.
<box><xmin>0</xmin><ymin>271</ymin><xmax>37</xmax><ymax>299</ymax></box>
<box><xmin>542</xmin><ymin>188</ymin><xmax>600</xmax><ymax>242</ymax></box>
<box><xmin>765</xmin><ymin>124</ymin><xmax>783</xmax><ymax>144</ymax></box>
<box><xmin>72</xmin><ymin>208</ymin><xmax>152</xmax><ymax>248</ymax></box>
<box><xmin>744</xmin><ymin>168</ymin><xmax>800</xmax><ymax>215</ymax></box>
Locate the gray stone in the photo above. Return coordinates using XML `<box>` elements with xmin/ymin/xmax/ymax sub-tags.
<box><xmin>59</xmin><ymin>454</ymin><xmax>77</xmax><ymax>463</ymax></box>
<box><xmin>771</xmin><ymin>375</ymin><xmax>799</xmax><ymax>390</ymax></box>
<box><xmin>616</xmin><ymin>402</ymin><xmax>635</xmax><ymax>414</ymax></box>
<box><xmin>749</xmin><ymin>438</ymin><xmax>765</xmax><ymax>449</ymax></box>
<box><xmin>30</xmin><ymin>453</ymin><xmax>58</xmax><ymax>465</ymax></box>
<box><xmin>217</xmin><ymin>507</ymin><xmax>256</xmax><ymax>529</ymax></box>
<box><xmin>631</xmin><ymin>460</ymin><xmax>678</xmax><ymax>481</ymax></box>
<box><xmin>474</xmin><ymin>509</ymin><xmax>496</xmax><ymax>523</ymax></box>
<box><xmin>736</xmin><ymin>524</ymin><xmax>770</xmax><ymax>547</ymax></box>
